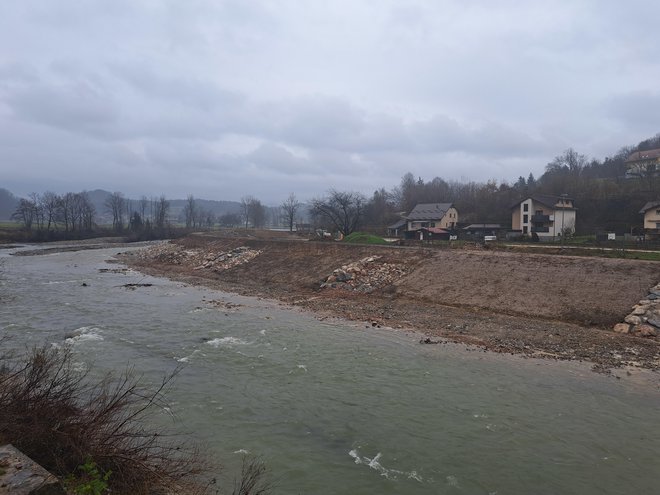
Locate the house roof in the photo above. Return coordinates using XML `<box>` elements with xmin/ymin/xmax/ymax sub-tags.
<box><xmin>387</xmin><ymin>219</ymin><xmax>407</xmax><ymax>229</ymax></box>
<box><xmin>639</xmin><ymin>201</ymin><xmax>660</xmax><ymax>214</ymax></box>
<box><xmin>463</xmin><ymin>223</ymin><xmax>502</xmax><ymax>230</ymax></box>
<box><xmin>626</xmin><ymin>148</ymin><xmax>660</xmax><ymax>163</ymax></box>
<box><xmin>510</xmin><ymin>194</ymin><xmax>575</xmax><ymax>210</ymax></box>
<box><xmin>406</xmin><ymin>203</ymin><xmax>453</xmax><ymax>220</ymax></box>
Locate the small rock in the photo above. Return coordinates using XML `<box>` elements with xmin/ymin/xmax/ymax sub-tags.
<box><xmin>631</xmin><ymin>324</ymin><xmax>657</xmax><ymax>338</ymax></box>
<box><xmin>647</xmin><ymin>318</ymin><xmax>660</xmax><ymax>329</ymax></box>
<box><xmin>624</xmin><ymin>315</ymin><xmax>643</xmax><ymax>325</ymax></box>
<box><xmin>631</xmin><ymin>306</ymin><xmax>647</xmax><ymax>316</ymax></box>
<box><xmin>612</xmin><ymin>323</ymin><xmax>630</xmax><ymax>334</ymax></box>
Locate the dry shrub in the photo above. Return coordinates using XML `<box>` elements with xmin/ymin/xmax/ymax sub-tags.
<box><xmin>0</xmin><ymin>343</ymin><xmax>211</xmax><ymax>494</ymax></box>
<box><xmin>232</xmin><ymin>456</ymin><xmax>272</xmax><ymax>495</ymax></box>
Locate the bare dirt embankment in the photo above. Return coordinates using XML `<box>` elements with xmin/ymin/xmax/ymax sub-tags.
<box><xmin>120</xmin><ymin>233</ymin><xmax>660</xmax><ymax>372</ymax></box>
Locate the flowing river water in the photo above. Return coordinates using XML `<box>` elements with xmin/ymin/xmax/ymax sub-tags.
<box><xmin>1</xmin><ymin>245</ymin><xmax>659</xmax><ymax>494</ymax></box>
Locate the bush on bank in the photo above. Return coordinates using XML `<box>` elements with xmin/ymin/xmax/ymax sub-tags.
<box><xmin>0</xmin><ymin>342</ymin><xmax>270</xmax><ymax>494</ymax></box>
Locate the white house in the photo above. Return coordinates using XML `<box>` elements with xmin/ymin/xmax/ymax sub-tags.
<box><xmin>511</xmin><ymin>194</ymin><xmax>576</xmax><ymax>239</ymax></box>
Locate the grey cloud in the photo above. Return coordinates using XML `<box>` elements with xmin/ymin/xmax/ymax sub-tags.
<box><xmin>110</xmin><ymin>63</ymin><xmax>245</xmax><ymax>112</ymax></box>
<box><xmin>246</xmin><ymin>143</ymin><xmax>316</xmax><ymax>176</ymax></box>
<box><xmin>1</xmin><ymin>1</ymin><xmax>659</xmax><ymax>204</ymax></box>
<box><xmin>606</xmin><ymin>91</ymin><xmax>660</xmax><ymax>131</ymax></box>
<box><xmin>6</xmin><ymin>80</ymin><xmax>118</xmax><ymax>132</ymax></box>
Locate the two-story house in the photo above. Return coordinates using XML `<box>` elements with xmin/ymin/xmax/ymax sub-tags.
<box><xmin>405</xmin><ymin>203</ymin><xmax>458</xmax><ymax>231</ymax></box>
<box><xmin>511</xmin><ymin>194</ymin><xmax>576</xmax><ymax>239</ymax></box>
<box><xmin>625</xmin><ymin>148</ymin><xmax>660</xmax><ymax>179</ymax></box>
<box><xmin>640</xmin><ymin>201</ymin><xmax>660</xmax><ymax>237</ymax></box>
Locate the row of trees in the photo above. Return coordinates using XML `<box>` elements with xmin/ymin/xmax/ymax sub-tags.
<box><xmin>12</xmin><ymin>191</ymin><xmax>95</xmax><ymax>233</ymax></box>
<box><xmin>104</xmin><ymin>192</ymin><xmax>171</xmax><ymax>232</ymax></box>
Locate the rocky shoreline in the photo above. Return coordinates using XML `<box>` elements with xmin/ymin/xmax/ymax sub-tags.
<box><xmin>118</xmin><ymin>235</ymin><xmax>660</xmax><ymax>375</ymax></box>
<box><xmin>613</xmin><ymin>284</ymin><xmax>660</xmax><ymax>338</ymax></box>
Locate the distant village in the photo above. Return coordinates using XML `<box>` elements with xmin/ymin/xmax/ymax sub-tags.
<box><xmin>373</xmin><ymin>146</ymin><xmax>660</xmax><ymax>243</ymax></box>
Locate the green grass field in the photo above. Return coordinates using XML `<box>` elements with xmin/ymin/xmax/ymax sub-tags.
<box><xmin>343</xmin><ymin>232</ymin><xmax>388</xmax><ymax>245</ymax></box>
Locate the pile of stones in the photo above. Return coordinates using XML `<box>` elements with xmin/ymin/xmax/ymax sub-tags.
<box><xmin>321</xmin><ymin>255</ymin><xmax>408</xmax><ymax>293</ymax></box>
<box><xmin>192</xmin><ymin>246</ymin><xmax>261</xmax><ymax>272</ymax></box>
<box><xmin>138</xmin><ymin>244</ymin><xmax>261</xmax><ymax>272</ymax></box>
<box><xmin>613</xmin><ymin>283</ymin><xmax>660</xmax><ymax>338</ymax></box>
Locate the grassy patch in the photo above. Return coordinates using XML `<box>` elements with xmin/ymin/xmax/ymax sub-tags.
<box><xmin>343</xmin><ymin>232</ymin><xmax>388</xmax><ymax>245</ymax></box>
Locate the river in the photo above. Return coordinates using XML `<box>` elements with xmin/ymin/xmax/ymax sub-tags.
<box><xmin>1</xmin><ymin>245</ymin><xmax>659</xmax><ymax>494</ymax></box>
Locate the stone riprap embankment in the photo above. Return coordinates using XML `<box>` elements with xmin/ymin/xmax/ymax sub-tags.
<box><xmin>613</xmin><ymin>282</ymin><xmax>660</xmax><ymax>338</ymax></box>
<box><xmin>137</xmin><ymin>243</ymin><xmax>262</xmax><ymax>272</ymax></box>
<box><xmin>320</xmin><ymin>255</ymin><xmax>409</xmax><ymax>293</ymax></box>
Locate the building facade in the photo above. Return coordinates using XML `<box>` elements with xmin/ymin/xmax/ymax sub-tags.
<box><xmin>511</xmin><ymin>194</ymin><xmax>576</xmax><ymax>239</ymax></box>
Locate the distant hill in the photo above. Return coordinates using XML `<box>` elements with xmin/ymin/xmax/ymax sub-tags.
<box><xmin>0</xmin><ymin>188</ymin><xmax>19</xmax><ymax>221</ymax></box>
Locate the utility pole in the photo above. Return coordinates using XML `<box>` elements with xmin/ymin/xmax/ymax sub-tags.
<box><xmin>560</xmin><ymin>193</ymin><xmax>568</xmax><ymax>248</ymax></box>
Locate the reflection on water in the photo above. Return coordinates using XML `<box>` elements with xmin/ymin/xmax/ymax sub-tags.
<box><xmin>1</xmin><ymin>246</ymin><xmax>659</xmax><ymax>495</ymax></box>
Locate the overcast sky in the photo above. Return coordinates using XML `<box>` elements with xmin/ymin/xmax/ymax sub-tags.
<box><xmin>1</xmin><ymin>1</ymin><xmax>659</xmax><ymax>204</ymax></box>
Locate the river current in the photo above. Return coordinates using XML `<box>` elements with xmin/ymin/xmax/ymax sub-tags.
<box><xmin>1</xmin><ymin>245</ymin><xmax>659</xmax><ymax>494</ymax></box>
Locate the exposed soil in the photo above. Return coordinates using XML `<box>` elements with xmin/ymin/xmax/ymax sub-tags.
<box><xmin>120</xmin><ymin>233</ymin><xmax>660</xmax><ymax>373</ymax></box>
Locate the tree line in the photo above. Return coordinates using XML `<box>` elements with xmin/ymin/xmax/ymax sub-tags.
<box><xmin>10</xmin><ymin>133</ymin><xmax>660</xmax><ymax>238</ymax></box>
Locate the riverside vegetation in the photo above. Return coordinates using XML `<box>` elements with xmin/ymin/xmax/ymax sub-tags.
<box><xmin>0</xmin><ymin>341</ymin><xmax>271</xmax><ymax>495</ymax></box>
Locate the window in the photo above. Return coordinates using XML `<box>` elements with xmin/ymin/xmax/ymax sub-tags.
<box><xmin>656</xmin><ymin>209</ymin><xmax>660</xmax><ymax>215</ymax></box>
<box><xmin>535</xmin><ymin>210</ymin><xmax>543</xmax><ymax>215</ymax></box>
<box><xmin>523</xmin><ymin>204</ymin><xmax>529</xmax><ymax>212</ymax></box>
<box><xmin>523</xmin><ymin>214</ymin><xmax>528</xmax><ymax>223</ymax></box>
<box><xmin>430</xmin><ymin>222</ymin><xmax>435</xmax><ymax>227</ymax></box>
<box><xmin>523</xmin><ymin>226</ymin><xmax>528</xmax><ymax>234</ymax></box>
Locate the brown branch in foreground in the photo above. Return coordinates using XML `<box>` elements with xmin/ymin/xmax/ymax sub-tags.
<box><xmin>0</xmin><ymin>344</ymin><xmax>212</xmax><ymax>494</ymax></box>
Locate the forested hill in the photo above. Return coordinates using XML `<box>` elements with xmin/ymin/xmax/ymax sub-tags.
<box><xmin>380</xmin><ymin>133</ymin><xmax>660</xmax><ymax>234</ymax></box>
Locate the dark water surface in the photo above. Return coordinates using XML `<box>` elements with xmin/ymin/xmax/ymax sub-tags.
<box><xmin>1</xmin><ymin>246</ymin><xmax>659</xmax><ymax>494</ymax></box>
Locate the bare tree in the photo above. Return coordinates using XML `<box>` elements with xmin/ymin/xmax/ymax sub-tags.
<box><xmin>60</xmin><ymin>192</ymin><xmax>74</xmax><ymax>232</ymax></box>
<box><xmin>105</xmin><ymin>192</ymin><xmax>126</xmax><ymax>232</ymax></box>
<box><xmin>249</xmin><ymin>198</ymin><xmax>266</xmax><ymax>228</ymax></box>
<box><xmin>154</xmin><ymin>195</ymin><xmax>170</xmax><ymax>229</ymax></box>
<box><xmin>311</xmin><ymin>190</ymin><xmax>365</xmax><ymax>236</ymax></box>
<box><xmin>11</xmin><ymin>198</ymin><xmax>37</xmax><ymax>229</ymax></box>
<box><xmin>139</xmin><ymin>195</ymin><xmax>149</xmax><ymax>222</ymax></box>
<box><xmin>240</xmin><ymin>196</ymin><xmax>254</xmax><ymax>228</ymax></box>
<box><xmin>78</xmin><ymin>192</ymin><xmax>95</xmax><ymax>231</ymax></box>
<box><xmin>280</xmin><ymin>193</ymin><xmax>301</xmax><ymax>232</ymax></box>
<box><xmin>40</xmin><ymin>191</ymin><xmax>61</xmax><ymax>231</ymax></box>
<box><xmin>183</xmin><ymin>194</ymin><xmax>197</xmax><ymax>228</ymax></box>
